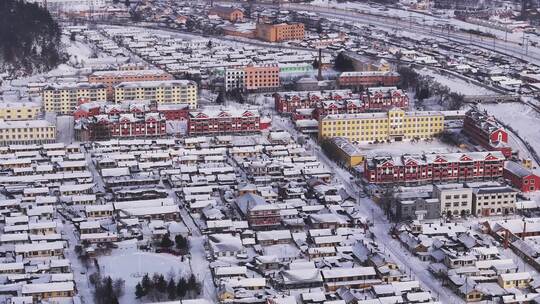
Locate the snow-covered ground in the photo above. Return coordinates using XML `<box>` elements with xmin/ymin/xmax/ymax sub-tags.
<box><xmin>417</xmin><ymin>68</ymin><xmax>497</xmax><ymax>96</ymax></box>
<box><xmin>98</xmin><ymin>244</ymin><xmax>192</xmax><ymax>304</ymax></box>
<box><xmin>358</xmin><ymin>138</ymin><xmax>464</xmax><ymax>157</ymax></box>
<box><xmin>479</xmin><ymin>102</ymin><xmax>540</xmax><ymax>172</ymax></box>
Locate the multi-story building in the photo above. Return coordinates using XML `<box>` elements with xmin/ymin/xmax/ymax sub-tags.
<box><xmin>188</xmin><ymin>107</ymin><xmax>262</xmax><ymax>135</ymax></box>
<box><xmin>255</xmin><ymin>22</ymin><xmax>305</xmax><ymax>42</ymax></box>
<box><xmin>472</xmin><ymin>184</ymin><xmax>517</xmax><ymax>216</ymax></box>
<box><xmin>338</xmin><ymin>71</ymin><xmax>400</xmax><ymax>89</ymax></box>
<box><xmin>88</xmin><ymin>69</ymin><xmax>173</xmax><ymax>99</ymax></box>
<box><xmin>361</xmin><ymin>87</ymin><xmax>409</xmax><ymax>111</ymax></box>
<box><xmin>319</xmin><ymin>108</ymin><xmax>445</xmax><ymax>143</ymax></box>
<box><xmin>76</xmin><ymin>112</ymin><xmax>166</xmax><ymax>141</ymax></box>
<box><xmin>394</xmin><ymin>197</ymin><xmax>440</xmax><ymax>221</ymax></box>
<box><xmin>209</xmin><ymin>6</ymin><xmax>244</xmax><ymax>22</ymax></box>
<box><xmin>274</xmin><ymin>90</ymin><xmax>354</xmax><ymax>114</ymax></box>
<box><xmin>244</xmin><ymin>64</ymin><xmax>280</xmax><ymax>92</ymax></box>
<box><xmin>114</xmin><ymin>80</ymin><xmax>198</xmax><ymax>109</ymax></box>
<box><xmin>504</xmin><ymin>161</ymin><xmax>540</xmax><ymax>193</ymax></box>
<box><xmin>224</xmin><ymin>68</ymin><xmax>245</xmax><ymax>92</ymax></box>
<box><xmin>433</xmin><ymin>184</ymin><xmax>473</xmax><ymax>217</ymax></box>
<box><xmin>363</xmin><ymin>151</ymin><xmax>505</xmax><ymax>185</ymax></box>
<box><xmin>42</xmin><ymin>83</ymin><xmax>107</xmax><ymax>114</ymax></box>
<box><xmin>0</xmin><ymin>120</ymin><xmax>56</xmax><ymax>146</ymax></box>
<box><xmin>463</xmin><ymin>109</ymin><xmax>512</xmax><ymax>157</ymax></box>
<box><xmin>0</xmin><ymin>101</ymin><xmax>41</xmax><ymax>120</ymax></box>
<box><xmin>236</xmin><ymin>193</ymin><xmax>281</xmax><ymax>229</ymax></box>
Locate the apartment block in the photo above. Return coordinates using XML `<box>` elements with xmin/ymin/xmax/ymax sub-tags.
<box><xmin>319</xmin><ymin>108</ymin><xmax>444</xmax><ymax>143</ymax></box>
<box><xmin>338</xmin><ymin>71</ymin><xmax>400</xmax><ymax>89</ymax></box>
<box><xmin>433</xmin><ymin>184</ymin><xmax>473</xmax><ymax>217</ymax></box>
<box><xmin>88</xmin><ymin>69</ymin><xmax>173</xmax><ymax>99</ymax></box>
<box><xmin>224</xmin><ymin>68</ymin><xmax>245</xmax><ymax>92</ymax></box>
<box><xmin>0</xmin><ymin>120</ymin><xmax>56</xmax><ymax>146</ymax></box>
<box><xmin>114</xmin><ymin>80</ymin><xmax>198</xmax><ymax>108</ymax></box>
<box><xmin>256</xmin><ymin>22</ymin><xmax>305</xmax><ymax>42</ymax></box>
<box><xmin>244</xmin><ymin>64</ymin><xmax>280</xmax><ymax>92</ymax></box>
<box><xmin>42</xmin><ymin>83</ymin><xmax>107</xmax><ymax>114</ymax></box>
<box><xmin>363</xmin><ymin>151</ymin><xmax>505</xmax><ymax>185</ymax></box>
<box><xmin>0</xmin><ymin>101</ymin><xmax>41</xmax><ymax>120</ymax></box>
<box><xmin>472</xmin><ymin>185</ymin><xmax>517</xmax><ymax>216</ymax></box>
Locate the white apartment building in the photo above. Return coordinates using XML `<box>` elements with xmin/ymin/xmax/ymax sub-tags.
<box><xmin>224</xmin><ymin>68</ymin><xmax>245</xmax><ymax>92</ymax></box>
<box><xmin>472</xmin><ymin>185</ymin><xmax>517</xmax><ymax>216</ymax></box>
<box><xmin>433</xmin><ymin>184</ymin><xmax>473</xmax><ymax>217</ymax></box>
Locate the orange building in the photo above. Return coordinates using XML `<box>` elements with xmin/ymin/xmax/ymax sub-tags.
<box><xmin>256</xmin><ymin>23</ymin><xmax>305</xmax><ymax>42</ymax></box>
<box><xmin>88</xmin><ymin>69</ymin><xmax>173</xmax><ymax>100</ymax></box>
<box><xmin>209</xmin><ymin>6</ymin><xmax>244</xmax><ymax>22</ymax></box>
<box><xmin>244</xmin><ymin>64</ymin><xmax>280</xmax><ymax>92</ymax></box>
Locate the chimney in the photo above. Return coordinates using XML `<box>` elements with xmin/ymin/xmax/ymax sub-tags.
<box><xmin>317</xmin><ymin>49</ymin><xmax>323</xmax><ymax>81</ymax></box>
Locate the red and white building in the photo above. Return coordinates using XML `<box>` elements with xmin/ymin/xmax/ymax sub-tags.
<box><xmin>76</xmin><ymin>112</ymin><xmax>166</xmax><ymax>141</ymax></box>
<box><xmin>274</xmin><ymin>90</ymin><xmax>355</xmax><ymax>114</ymax></box>
<box><xmin>361</xmin><ymin>87</ymin><xmax>409</xmax><ymax>111</ymax></box>
<box><xmin>188</xmin><ymin>107</ymin><xmax>267</xmax><ymax>135</ymax></box>
<box><xmin>504</xmin><ymin>161</ymin><xmax>540</xmax><ymax>192</ymax></box>
<box><xmin>364</xmin><ymin>151</ymin><xmax>505</xmax><ymax>185</ymax></box>
<box><xmin>463</xmin><ymin>109</ymin><xmax>512</xmax><ymax>158</ymax></box>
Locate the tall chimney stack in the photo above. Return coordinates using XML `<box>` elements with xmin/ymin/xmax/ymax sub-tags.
<box><xmin>317</xmin><ymin>48</ymin><xmax>323</xmax><ymax>81</ymax></box>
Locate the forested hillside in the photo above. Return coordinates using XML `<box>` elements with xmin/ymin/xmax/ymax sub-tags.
<box><xmin>0</xmin><ymin>0</ymin><xmax>65</xmax><ymax>76</ymax></box>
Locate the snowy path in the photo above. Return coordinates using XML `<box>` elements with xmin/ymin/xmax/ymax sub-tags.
<box><xmin>271</xmin><ymin>115</ymin><xmax>464</xmax><ymax>303</ymax></box>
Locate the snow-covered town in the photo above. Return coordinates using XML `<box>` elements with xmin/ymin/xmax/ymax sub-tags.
<box><xmin>3</xmin><ymin>0</ymin><xmax>540</xmax><ymax>303</ymax></box>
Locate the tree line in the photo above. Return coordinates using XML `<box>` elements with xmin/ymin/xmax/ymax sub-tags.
<box><xmin>135</xmin><ymin>272</ymin><xmax>201</xmax><ymax>301</ymax></box>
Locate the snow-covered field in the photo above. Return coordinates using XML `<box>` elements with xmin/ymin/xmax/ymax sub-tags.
<box><xmin>417</xmin><ymin>68</ymin><xmax>497</xmax><ymax>96</ymax></box>
<box><xmin>99</xmin><ymin>244</ymin><xmax>192</xmax><ymax>304</ymax></box>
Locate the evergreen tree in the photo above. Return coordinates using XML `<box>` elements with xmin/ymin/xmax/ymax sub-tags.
<box><xmin>156</xmin><ymin>274</ymin><xmax>167</xmax><ymax>294</ymax></box>
<box><xmin>141</xmin><ymin>273</ymin><xmax>152</xmax><ymax>295</ymax></box>
<box><xmin>167</xmin><ymin>278</ymin><xmax>176</xmax><ymax>300</ymax></box>
<box><xmin>135</xmin><ymin>282</ymin><xmax>145</xmax><ymax>299</ymax></box>
<box><xmin>334</xmin><ymin>52</ymin><xmax>355</xmax><ymax>72</ymax></box>
<box><xmin>125</xmin><ymin>0</ymin><xmax>130</xmax><ymax>7</ymax></box>
<box><xmin>160</xmin><ymin>233</ymin><xmax>174</xmax><ymax>248</ymax></box>
<box><xmin>215</xmin><ymin>91</ymin><xmax>225</xmax><ymax>104</ymax></box>
<box><xmin>176</xmin><ymin>277</ymin><xmax>187</xmax><ymax>298</ymax></box>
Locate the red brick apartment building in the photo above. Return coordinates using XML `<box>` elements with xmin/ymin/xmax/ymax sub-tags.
<box><xmin>188</xmin><ymin>107</ymin><xmax>263</xmax><ymax>135</ymax></box>
<box><xmin>274</xmin><ymin>90</ymin><xmax>354</xmax><ymax>114</ymax></box>
<box><xmin>463</xmin><ymin>109</ymin><xmax>512</xmax><ymax>158</ymax></box>
<box><xmin>77</xmin><ymin>112</ymin><xmax>166</xmax><ymax>141</ymax></box>
<box><xmin>364</xmin><ymin>151</ymin><xmax>505</xmax><ymax>185</ymax></box>
<box><xmin>338</xmin><ymin>71</ymin><xmax>400</xmax><ymax>89</ymax></box>
<box><xmin>504</xmin><ymin>161</ymin><xmax>540</xmax><ymax>192</ymax></box>
<box><xmin>88</xmin><ymin>69</ymin><xmax>173</xmax><ymax>100</ymax></box>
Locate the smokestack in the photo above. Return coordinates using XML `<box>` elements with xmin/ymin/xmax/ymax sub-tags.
<box><xmin>317</xmin><ymin>49</ymin><xmax>323</xmax><ymax>81</ymax></box>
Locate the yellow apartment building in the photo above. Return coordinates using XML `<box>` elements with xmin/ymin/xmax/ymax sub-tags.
<box><xmin>0</xmin><ymin>101</ymin><xmax>41</xmax><ymax>120</ymax></box>
<box><xmin>0</xmin><ymin>120</ymin><xmax>56</xmax><ymax>146</ymax></box>
<box><xmin>42</xmin><ymin>83</ymin><xmax>107</xmax><ymax>114</ymax></box>
<box><xmin>114</xmin><ymin>80</ymin><xmax>198</xmax><ymax>109</ymax></box>
<box><xmin>319</xmin><ymin>108</ymin><xmax>444</xmax><ymax>143</ymax></box>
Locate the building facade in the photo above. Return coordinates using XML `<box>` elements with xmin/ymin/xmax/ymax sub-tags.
<box><xmin>209</xmin><ymin>6</ymin><xmax>244</xmax><ymax>22</ymax></box>
<box><xmin>319</xmin><ymin>109</ymin><xmax>445</xmax><ymax>143</ymax></box>
<box><xmin>76</xmin><ymin>112</ymin><xmax>166</xmax><ymax>141</ymax></box>
<box><xmin>433</xmin><ymin>184</ymin><xmax>473</xmax><ymax>217</ymax></box>
<box><xmin>88</xmin><ymin>69</ymin><xmax>173</xmax><ymax>100</ymax></box>
<box><xmin>338</xmin><ymin>71</ymin><xmax>400</xmax><ymax>89</ymax></box>
<box><xmin>224</xmin><ymin>68</ymin><xmax>245</xmax><ymax>92</ymax></box>
<box><xmin>472</xmin><ymin>185</ymin><xmax>517</xmax><ymax>216</ymax></box>
<box><xmin>504</xmin><ymin>161</ymin><xmax>540</xmax><ymax>192</ymax></box>
<box><xmin>114</xmin><ymin>80</ymin><xmax>198</xmax><ymax>108</ymax></box>
<box><xmin>42</xmin><ymin>83</ymin><xmax>107</xmax><ymax>114</ymax></box>
<box><xmin>255</xmin><ymin>23</ymin><xmax>305</xmax><ymax>42</ymax></box>
<box><xmin>363</xmin><ymin>151</ymin><xmax>505</xmax><ymax>185</ymax></box>
<box><xmin>0</xmin><ymin>101</ymin><xmax>41</xmax><ymax>120</ymax></box>
<box><xmin>188</xmin><ymin>107</ymin><xmax>261</xmax><ymax>135</ymax></box>
<box><xmin>463</xmin><ymin>109</ymin><xmax>512</xmax><ymax>158</ymax></box>
<box><xmin>244</xmin><ymin>65</ymin><xmax>280</xmax><ymax>92</ymax></box>
<box><xmin>0</xmin><ymin>120</ymin><xmax>56</xmax><ymax>146</ymax></box>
